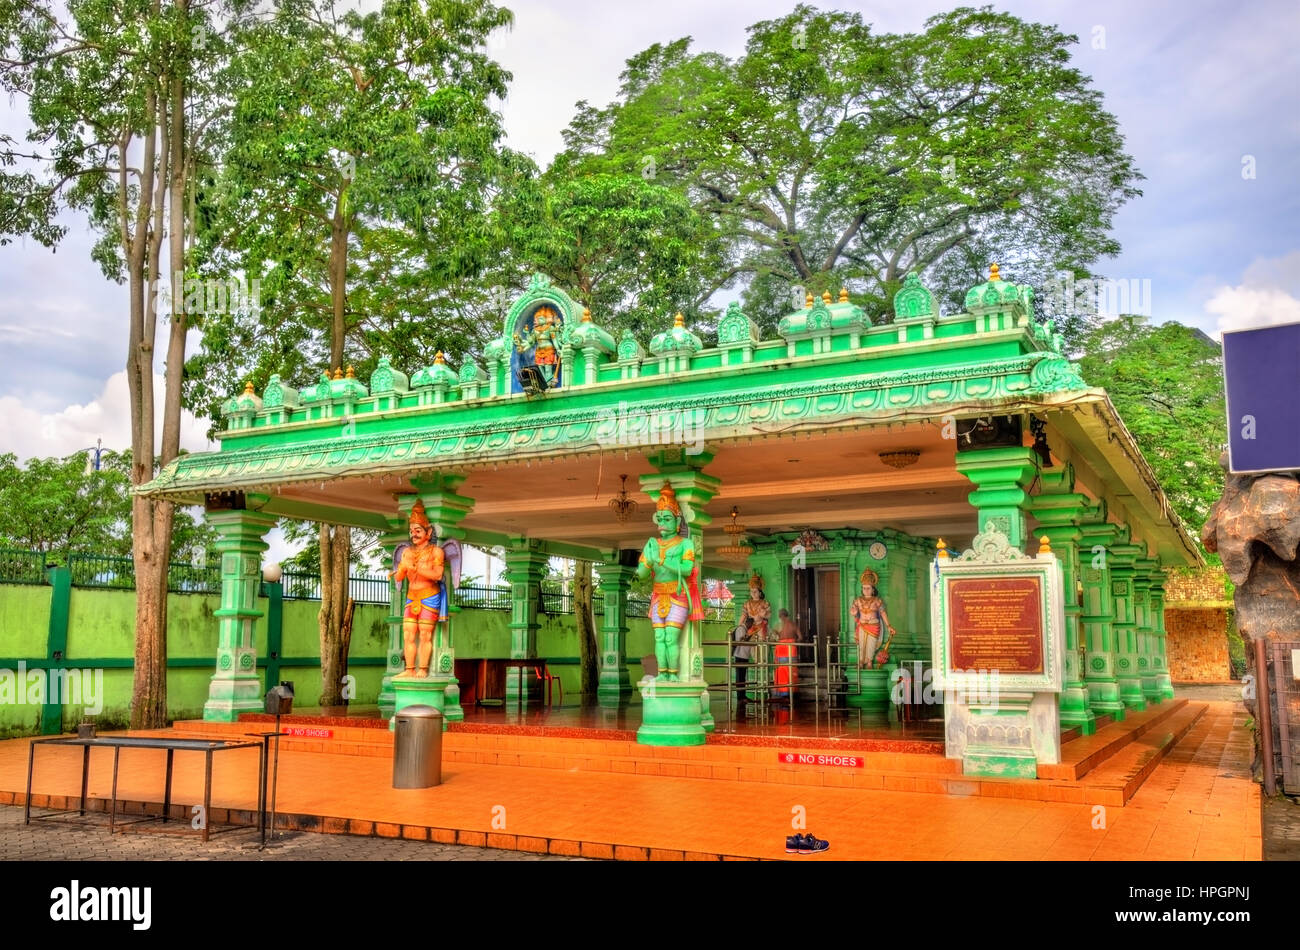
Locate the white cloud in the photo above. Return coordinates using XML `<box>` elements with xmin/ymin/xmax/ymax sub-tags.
<box><xmin>1205</xmin><ymin>250</ymin><xmax>1300</xmax><ymax>334</ymax></box>
<box><xmin>0</xmin><ymin>370</ymin><xmax>215</xmax><ymax>462</ymax></box>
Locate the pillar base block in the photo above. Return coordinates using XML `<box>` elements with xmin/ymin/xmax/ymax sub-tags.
<box><xmin>203</xmin><ymin>673</ymin><xmax>262</xmax><ymax>723</ymax></box>
<box><xmin>1085</xmin><ymin>679</ymin><xmax>1127</xmax><ymax>721</ymax></box>
<box><xmin>1059</xmin><ymin>686</ymin><xmax>1098</xmax><ymax>735</ymax></box>
<box><xmin>636</xmin><ymin>679</ymin><xmax>707</xmax><ymax>746</ymax></box>
<box><xmin>389</xmin><ymin>675</ymin><xmax>450</xmax><ymax>732</ymax></box>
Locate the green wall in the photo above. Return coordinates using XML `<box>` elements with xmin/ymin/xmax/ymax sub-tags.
<box><xmin>0</xmin><ymin>580</ymin><xmax>731</xmax><ymax>736</ymax></box>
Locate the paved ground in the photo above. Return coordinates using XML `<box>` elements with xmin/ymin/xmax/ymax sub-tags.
<box><xmin>1175</xmin><ymin>683</ymin><xmax>1245</xmax><ymax>703</ymax></box>
<box><xmin>0</xmin><ymin>805</ymin><xmax>575</xmax><ymax>861</ymax></box>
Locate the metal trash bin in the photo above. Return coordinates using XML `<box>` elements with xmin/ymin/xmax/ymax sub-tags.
<box><xmin>392</xmin><ymin>705</ymin><xmax>443</xmax><ymax>788</ymax></box>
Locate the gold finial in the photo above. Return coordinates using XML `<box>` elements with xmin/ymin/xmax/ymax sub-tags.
<box><xmin>582</xmin><ymin>308</ymin><xmax>592</xmax><ymax>322</ymax></box>
<box><xmin>805</xmin><ymin>292</ymin><xmax>814</xmax><ymax>308</ymax></box>
<box><xmin>936</xmin><ymin>538</ymin><xmax>949</xmax><ymax>559</ymax></box>
<box><xmin>1038</xmin><ymin>535</ymin><xmax>1052</xmax><ymax>556</ymax></box>
<box><xmin>673</xmin><ymin>312</ymin><xmax>684</xmax><ymax>328</ymax></box>
<box><xmin>243</xmin><ymin>380</ymin><xmax>255</xmax><ymax>395</ymax></box>
<box><xmin>821</xmin><ymin>290</ymin><xmax>831</xmax><ymax>305</ymax></box>
<box><xmin>989</xmin><ymin>263</ymin><xmax>1001</xmax><ymax>281</ymax></box>
<box><xmin>839</xmin><ymin>287</ymin><xmax>849</xmax><ymax>303</ymax></box>
<box><xmin>345</xmin><ymin>365</ymin><xmax>355</xmax><ymax>379</ymax></box>
<box><xmin>434</xmin><ymin>351</ymin><xmax>445</xmax><ymax>364</ymax></box>
<box><xmin>332</xmin><ymin>367</ymin><xmax>343</xmax><ymax>380</ymax></box>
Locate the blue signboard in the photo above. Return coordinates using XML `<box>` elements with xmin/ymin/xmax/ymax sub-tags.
<box><xmin>1222</xmin><ymin>321</ymin><xmax>1300</xmax><ymax>473</ymax></box>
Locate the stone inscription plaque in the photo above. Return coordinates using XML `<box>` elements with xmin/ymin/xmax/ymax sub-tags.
<box><xmin>947</xmin><ymin>576</ymin><xmax>1044</xmax><ymax>674</ymax></box>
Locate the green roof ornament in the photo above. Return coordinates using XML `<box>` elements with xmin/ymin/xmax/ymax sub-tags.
<box><xmin>718</xmin><ymin>301</ymin><xmax>759</xmax><ymax>345</ymax></box>
<box><xmin>617</xmin><ymin>328</ymin><xmax>643</xmax><ymax>362</ymax></box>
<box><xmin>964</xmin><ymin>263</ymin><xmax>1032</xmax><ymax>322</ymax></box>
<box><xmin>411</xmin><ymin>352</ymin><xmax>459</xmax><ymax>388</ymax></box>
<box><xmin>569</xmin><ymin>307</ymin><xmax>616</xmax><ymax>352</ymax></box>
<box><xmin>370</xmin><ymin>357</ymin><xmax>409</xmax><ymax>396</ymax></box>
<box><xmin>894</xmin><ymin>272</ymin><xmax>935</xmax><ymax>319</ymax></box>
<box><xmin>650</xmin><ymin>313</ymin><xmax>702</xmax><ymax>355</ymax></box>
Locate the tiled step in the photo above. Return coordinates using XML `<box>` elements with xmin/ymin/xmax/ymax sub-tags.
<box><xmin>1039</xmin><ymin>699</ymin><xmax>1191</xmax><ymax>781</ymax></box>
<box><xmin>1076</xmin><ymin>703</ymin><xmax>1208</xmax><ymax>807</ymax></box>
<box><xmin>171</xmin><ymin>701</ymin><xmax>1205</xmax><ymax>806</ymax></box>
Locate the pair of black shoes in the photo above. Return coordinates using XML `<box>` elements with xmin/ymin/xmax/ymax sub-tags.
<box><xmin>785</xmin><ymin>833</ymin><xmax>830</xmax><ymax>854</ymax></box>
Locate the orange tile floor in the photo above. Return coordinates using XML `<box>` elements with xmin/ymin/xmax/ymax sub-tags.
<box><xmin>0</xmin><ymin>700</ymin><xmax>1259</xmax><ymax>861</ymax></box>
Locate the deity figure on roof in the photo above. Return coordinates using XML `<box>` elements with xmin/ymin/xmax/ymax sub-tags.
<box><xmin>513</xmin><ymin>304</ymin><xmax>563</xmax><ymax>388</ymax></box>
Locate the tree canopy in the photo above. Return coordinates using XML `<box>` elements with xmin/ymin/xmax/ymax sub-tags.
<box><xmin>556</xmin><ymin>4</ymin><xmax>1142</xmax><ymax>340</ymax></box>
<box><xmin>1078</xmin><ymin>316</ymin><xmax>1226</xmax><ymax>542</ymax></box>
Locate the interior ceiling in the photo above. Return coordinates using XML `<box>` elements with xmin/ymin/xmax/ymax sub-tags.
<box><xmin>272</xmin><ymin>421</ymin><xmax>1004</xmax><ymax>558</ymax></box>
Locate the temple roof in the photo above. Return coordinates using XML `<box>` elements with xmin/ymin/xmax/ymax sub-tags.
<box><xmin>139</xmin><ymin>269</ymin><xmax>1201</xmax><ymax>568</ymax></box>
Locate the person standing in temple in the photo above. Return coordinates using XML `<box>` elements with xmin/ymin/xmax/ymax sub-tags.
<box><xmin>732</xmin><ymin>615</ymin><xmax>754</xmax><ymax>710</ymax></box>
<box><xmin>773</xmin><ymin>608</ymin><xmax>802</xmax><ymax>698</ymax></box>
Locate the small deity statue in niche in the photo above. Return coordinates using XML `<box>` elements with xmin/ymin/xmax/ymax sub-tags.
<box><xmin>513</xmin><ymin>304</ymin><xmax>563</xmax><ymax>387</ymax></box>
<box><xmin>850</xmin><ymin>568</ymin><xmax>896</xmax><ymax>669</ymax></box>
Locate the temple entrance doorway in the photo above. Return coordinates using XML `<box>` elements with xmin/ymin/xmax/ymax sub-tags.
<box><xmin>791</xmin><ymin>565</ymin><xmax>842</xmax><ymax>702</ymax></box>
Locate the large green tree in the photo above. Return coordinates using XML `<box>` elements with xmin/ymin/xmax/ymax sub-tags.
<box><xmin>0</xmin><ymin>450</ymin><xmax>214</xmax><ymax>564</ymax></box>
<box><xmin>1078</xmin><ymin>316</ymin><xmax>1226</xmax><ymax>541</ymax></box>
<box><xmin>184</xmin><ymin>0</ymin><xmax>519</xmax><ymax>706</ymax></box>
<box><xmin>558</xmin><ymin>4</ymin><xmax>1141</xmax><ymax>341</ymax></box>
<box><xmin>2</xmin><ymin>0</ymin><xmax>234</xmax><ymax>726</ymax></box>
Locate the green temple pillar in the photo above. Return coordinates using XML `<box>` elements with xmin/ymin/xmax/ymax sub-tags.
<box><xmin>1029</xmin><ymin>465</ymin><xmax>1098</xmax><ymax>736</ymax></box>
<box><xmin>638</xmin><ymin>449</ymin><xmax>721</xmax><ymax>743</ymax></box>
<box><xmin>955</xmin><ymin>446</ymin><xmax>1040</xmax><ymax>552</ymax></box>
<box><xmin>1134</xmin><ymin>555</ymin><xmax>1163</xmax><ymax>704</ymax></box>
<box><xmin>1108</xmin><ymin>532</ymin><xmax>1147</xmax><ymax>712</ymax></box>
<box><xmin>505</xmin><ymin>538</ymin><xmax>547</xmax><ymax>706</ymax></box>
<box><xmin>1078</xmin><ymin>511</ymin><xmax>1126</xmax><ymax>721</ymax></box>
<box><xmin>407</xmin><ymin>474</ymin><xmax>474</xmax><ymax>721</ymax></box>
<box><xmin>377</xmin><ymin>517</ymin><xmax>408</xmax><ymax>718</ymax></box>
<box><xmin>1150</xmin><ymin>566</ymin><xmax>1175</xmax><ymax>700</ymax></box>
<box><xmin>203</xmin><ymin>505</ymin><xmax>278</xmax><ymax>722</ymax></box>
<box><xmin>597</xmin><ymin>556</ymin><xmax>637</xmax><ymax>706</ymax></box>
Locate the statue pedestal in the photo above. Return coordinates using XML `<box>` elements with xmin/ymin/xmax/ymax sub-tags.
<box><xmin>637</xmin><ymin>679</ymin><xmax>708</xmax><ymax>746</ymax></box>
<box><xmin>846</xmin><ymin>667</ymin><xmax>893</xmax><ymax>711</ymax></box>
<box><xmin>390</xmin><ymin>676</ymin><xmax>450</xmax><ymax>732</ymax></box>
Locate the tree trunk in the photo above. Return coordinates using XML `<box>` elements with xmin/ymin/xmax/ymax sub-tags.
<box><xmin>128</xmin><ymin>72</ymin><xmax>174</xmax><ymax>730</ymax></box>
<box><xmin>318</xmin><ymin>522</ymin><xmax>353</xmax><ymax>707</ymax></box>
<box><xmin>576</xmin><ymin>560</ymin><xmax>598</xmax><ymax>696</ymax></box>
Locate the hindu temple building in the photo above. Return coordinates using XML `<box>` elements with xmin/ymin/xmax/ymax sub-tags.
<box><xmin>138</xmin><ymin>266</ymin><xmax>1201</xmax><ymax>762</ymax></box>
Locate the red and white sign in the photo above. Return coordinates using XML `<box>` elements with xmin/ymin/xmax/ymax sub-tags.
<box><xmin>284</xmin><ymin>727</ymin><xmax>333</xmax><ymax>738</ymax></box>
<box><xmin>776</xmin><ymin>752</ymin><xmax>863</xmax><ymax>768</ymax></box>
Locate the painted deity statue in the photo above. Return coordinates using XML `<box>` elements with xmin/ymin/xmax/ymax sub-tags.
<box><xmin>636</xmin><ymin>483</ymin><xmax>704</xmax><ymax>681</ymax></box>
<box><xmin>741</xmin><ymin>574</ymin><xmax>772</xmax><ymax>641</ymax></box>
<box><xmin>513</xmin><ymin>304</ymin><xmax>564</xmax><ymax>387</ymax></box>
<box><xmin>390</xmin><ymin>501</ymin><xmax>446</xmax><ymax>678</ymax></box>
<box><xmin>850</xmin><ymin>568</ymin><xmax>896</xmax><ymax>670</ymax></box>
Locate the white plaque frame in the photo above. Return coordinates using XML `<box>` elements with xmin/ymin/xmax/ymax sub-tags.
<box><xmin>930</xmin><ymin>524</ymin><xmax>1065</xmax><ymax>694</ymax></box>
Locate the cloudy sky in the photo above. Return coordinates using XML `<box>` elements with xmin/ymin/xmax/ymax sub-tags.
<box><xmin>1</xmin><ymin>0</ymin><xmax>1296</xmax><ymax>566</ymax></box>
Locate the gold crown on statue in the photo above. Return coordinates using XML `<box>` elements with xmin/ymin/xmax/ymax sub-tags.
<box><xmin>860</xmin><ymin>568</ymin><xmax>878</xmax><ymax>587</ymax></box>
<box><xmin>749</xmin><ymin>572</ymin><xmax>764</xmax><ymax>591</ymax></box>
<box><xmin>655</xmin><ymin>482</ymin><xmax>681</xmax><ymax>517</ymax></box>
<box><xmin>408</xmin><ymin>500</ymin><xmax>431</xmax><ymax>529</ymax></box>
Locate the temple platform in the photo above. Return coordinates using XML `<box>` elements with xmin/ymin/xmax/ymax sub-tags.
<box><xmin>166</xmin><ymin>695</ymin><xmax>1202</xmax><ymax>806</ymax></box>
<box><xmin>0</xmin><ymin>699</ymin><xmax>1257</xmax><ymax>861</ymax></box>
